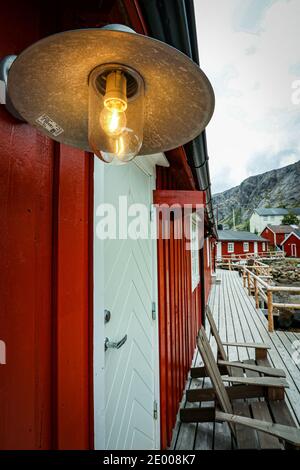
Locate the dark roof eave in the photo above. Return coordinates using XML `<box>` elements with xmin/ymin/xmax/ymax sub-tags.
<box><xmin>139</xmin><ymin>0</ymin><xmax>217</xmax><ymax>237</ymax></box>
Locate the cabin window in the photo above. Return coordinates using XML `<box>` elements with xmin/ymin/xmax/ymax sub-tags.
<box><xmin>263</xmin><ymin>216</ymin><xmax>268</xmax><ymax>221</ymax></box>
<box><xmin>262</xmin><ymin>242</ymin><xmax>266</xmax><ymax>251</ymax></box>
<box><xmin>243</xmin><ymin>242</ymin><xmax>249</xmax><ymax>252</ymax></box>
<box><xmin>190</xmin><ymin>216</ymin><xmax>200</xmax><ymax>291</ymax></box>
<box><xmin>227</xmin><ymin>242</ymin><xmax>234</xmax><ymax>253</ymax></box>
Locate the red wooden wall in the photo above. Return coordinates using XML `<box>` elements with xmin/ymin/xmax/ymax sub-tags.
<box><xmin>221</xmin><ymin>240</ymin><xmax>268</xmax><ymax>257</ymax></box>
<box><xmin>0</xmin><ymin>0</ymin><xmax>110</xmax><ymax>450</ymax></box>
<box><xmin>282</xmin><ymin>233</ymin><xmax>300</xmax><ymax>257</ymax></box>
<box><xmin>261</xmin><ymin>227</ymin><xmax>290</xmax><ymax>247</ymax></box>
<box><xmin>156</xmin><ymin>161</ymin><xmax>212</xmax><ymax>449</ymax></box>
<box><xmin>260</xmin><ymin>227</ymin><xmax>276</xmax><ymax>246</ymax></box>
<box><xmin>157</xmin><ymin>212</ymin><xmax>202</xmax><ymax>450</ymax></box>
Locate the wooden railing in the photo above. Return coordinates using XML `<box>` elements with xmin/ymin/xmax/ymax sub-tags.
<box><xmin>218</xmin><ymin>251</ymin><xmax>285</xmax><ymax>261</ymax></box>
<box><xmin>242</xmin><ymin>266</ymin><xmax>300</xmax><ymax>332</ymax></box>
<box><xmin>217</xmin><ymin>251</ymin><xmax>285</xmax><ymax>271</ymax></box>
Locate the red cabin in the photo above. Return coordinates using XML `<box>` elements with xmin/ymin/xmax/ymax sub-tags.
<box><xmin>260</xmin><ymin>225</ymin><xmax>296</xmax><ymax>250</ymax></box>
<box><xmin>281</xmin><ymin>230</ymin><xmax>300</xmax><ymax>258</ymax></box>
<box><xmin>216</xmin><ymin>230</ymin><xmax>269</xmax><ymax>259</ymax></box>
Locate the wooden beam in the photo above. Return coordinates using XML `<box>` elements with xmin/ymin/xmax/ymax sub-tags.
<box><xmin>186</xmin><ymin>385</ymin><xmax>266</xmax><ymax>403</ymax></box>
<box><xmin>190</xmin><ymin>365</ymin><xmax>228</xmax><ymax>378</ymax></box>
<box><xmin>180</xmin><ymin>407</ymin><xmax>216</xmax><ymax>423</ymax></box>
<box><xmin>216</xmin><ymin>411</ymin><xmax>300</xmax><ymax>447</ymax></box>
<box><xmin>217</xmin><ymin>360</ymin><xmax>286</xmax><ymax>378</ymax></box>
<box><xmin>222</xmin><ymin>376</ymin><xmax>288</xmax><ymax>388</ymax></box>
<box><xmin>153</xmin><ymin>190</ymin><xmax>205</xmax><ymax>207</ymax></box>
<box><xmin>222</xmin><ymin>341</ymin><xmax>270</xmax><ymax>349</ymax></box>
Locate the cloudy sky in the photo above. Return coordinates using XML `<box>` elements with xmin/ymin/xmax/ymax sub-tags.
<box><xmin>195</xmin><ymin>0</ymin><xmax>300</xmax><ymax>194</ymax></box>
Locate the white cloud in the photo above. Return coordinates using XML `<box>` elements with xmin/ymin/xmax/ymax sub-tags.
<box><xmin>195</xmin><ymin>0</ymin><xmax>300</xmax><ymax>193</ymax></box>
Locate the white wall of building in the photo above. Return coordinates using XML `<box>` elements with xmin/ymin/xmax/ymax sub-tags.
<box><xmin>250</xmin><ymin>213</ymin><xmax>283</xmax><ymax>234</ymax></box>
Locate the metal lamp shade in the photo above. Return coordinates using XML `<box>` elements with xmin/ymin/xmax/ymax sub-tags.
<box><xmin>8</xmin><ymin>28</ymin><xmax>215</xmax><ymax>155</ymax></box>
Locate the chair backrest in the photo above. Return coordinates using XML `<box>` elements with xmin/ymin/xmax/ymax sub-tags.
<box><xmin>206</xmin><ymin>306</ymin><xmax>228</xmax><ymax>362</ymax></box>
<box><xmin>197</xmin><ymin>326</ymin><xmax>233</xmax><ymax>417</ymax></box>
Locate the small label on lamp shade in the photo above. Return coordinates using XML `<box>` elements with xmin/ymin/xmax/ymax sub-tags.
<box><xmin>36</xmin><ymin>114</ymin><xmax>64</xmax><ymax>137</ymax></box>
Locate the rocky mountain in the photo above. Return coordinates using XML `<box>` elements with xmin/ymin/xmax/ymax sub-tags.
<box><xmin>212</xmin><ymin>160</ymin><xmax>300</xmax><ymax>229</ymax></box>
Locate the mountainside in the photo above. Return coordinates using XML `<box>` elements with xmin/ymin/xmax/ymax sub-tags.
<box><xmin>212</xmin><ymin>160</ymin><xmax>300</xmax><ymax>229</ymax></box>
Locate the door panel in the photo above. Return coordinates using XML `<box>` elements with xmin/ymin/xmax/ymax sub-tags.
<box><xmin>94</xmin><ymin>159</ymin><xmax>158</xmax><ymax>450</ymax></box>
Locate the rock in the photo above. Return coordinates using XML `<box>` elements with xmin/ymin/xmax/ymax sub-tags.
<box><xmin>213</xmin><ymin>160</ymin><xmax>300</xmax><ymax>226</ymax></box>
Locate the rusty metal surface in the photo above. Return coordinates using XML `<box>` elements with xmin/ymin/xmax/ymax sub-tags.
<box><xmin>8</xmin><ymin>28</ymin><xmax>214</xmax><ymax>155</ymax></box>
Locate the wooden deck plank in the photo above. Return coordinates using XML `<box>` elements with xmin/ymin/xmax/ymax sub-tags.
<box><xmin>212</xmin><ymin>269</ymin><xmax>233</xmax><ymax>449</ymax></box>
<box><xmin>174</xmin><ymin>349</ymin><xmax>200</xmax><ymax>450</ymax></box>
<box><xmin>225</xmin><ymin>270</ymin><xmax>250</xmax><ymax>362</ymax></box>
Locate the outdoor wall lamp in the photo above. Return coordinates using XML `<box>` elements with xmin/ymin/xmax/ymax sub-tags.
<box><xmin>0</xmin><ymin>25</ymin><xmax>214</xmax><ymax>163</ymax></box>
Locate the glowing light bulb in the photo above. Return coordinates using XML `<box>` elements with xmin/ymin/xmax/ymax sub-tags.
<box><xmin>100</xmin><ymin>107</ymin><xmax>126</xmax><ymax>136</ymax></box>
<box><xmin>99</xmin><ymin>70</ymin><xmax>127</xmax><ymax>137</ymax></box>
<box><xmin>88</xmin><ymin>65</ymin><xmax>144</xmax><ymax>163</ymax></box>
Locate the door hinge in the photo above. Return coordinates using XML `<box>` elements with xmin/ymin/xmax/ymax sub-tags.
<box><xmin>153</xmin><ymin>400</ymin><xmax>158</xmax><ymax>420</ymax></box>
<box><xmin>152</xmin><ymin>301</ymin><xmax>156</xmax><ymax>320</ymax></box>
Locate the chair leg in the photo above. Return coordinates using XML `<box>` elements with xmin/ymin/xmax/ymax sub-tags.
<box><xmin>255</xmin><ymin>348</ymin><xmax>268</xmax><ymax>360</ymax></box>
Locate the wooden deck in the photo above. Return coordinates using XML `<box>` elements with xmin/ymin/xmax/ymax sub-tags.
<box><xmin>171</xmin><ymin>269</ymin><xmax>300</xmax><ymax>450</ymax></box>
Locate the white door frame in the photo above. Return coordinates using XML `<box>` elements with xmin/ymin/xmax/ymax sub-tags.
<box><xmin>93</xmin><ymin>158</ymin><xmax>106</xmax><ymax>450</ymax></box>
<box><xmin>93</xmin><ymin>158</ymin><xmax>160</xmax><ymax>449</ymax></box>
<box><xmin>291</xmin><ymin>243</ymin><xmax>297</xmax><ymax>257</ymax></box>
<box><xmin>150</xmin><ymin>203</ymin><xmax>161</xmax><ymax>450</ymax></box>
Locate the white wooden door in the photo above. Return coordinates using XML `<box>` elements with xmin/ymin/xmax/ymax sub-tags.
<box><xmin>93</xmin><ymin>158</ymin><xmax>159</xmax><ymax>450</ymax></box>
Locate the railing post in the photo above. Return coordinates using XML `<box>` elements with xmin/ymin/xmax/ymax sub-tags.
<box><xmin>243</xmin><ymin>269</ymin><xmax>246</xmax><ymax>288</ymax></box>
<box><xmin>267</xmin><ymin>289</ymin><xmax>274</xmax><ymax>332</ymax></box>
<box><xmin>229</xmin><ymin>259</ymin><xmax>231</xmax><ymax>271</ymax></box>
<box><xmin>247</xmin><ymin>271</ymin><xmax>251</xmax><ymax>296</ymax></box>
<box><xmin>254</xmin><ymin>278</ymin><xmax>259</xmax><ymax>308</ymax></box>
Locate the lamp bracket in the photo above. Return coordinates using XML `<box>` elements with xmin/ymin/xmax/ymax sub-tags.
<box><xmin>101</xmin><ymin>24</ymin><xmax>136</xmax><ymax>34</ymax></box>
<box><xmin>0</xmin><ymin>55</ymin><xmax>25</xmax><ymax>121</ymax></box>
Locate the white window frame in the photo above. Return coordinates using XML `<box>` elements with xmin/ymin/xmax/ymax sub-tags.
<box><xmin>262</xmin><ymin>242</ymin><xmax>266</xmax><ymax>251</ymax></box>
<box><xmin>243</xmin><ymin>242</ymin><xmax>249</xmax><ymax>252</ymax></box>
<box><xmin>191</xmin><ymin>216</ymin><xmax>200</xmax><ymax>291</ymax></box>
<box><xmin>263</xmin><ymin>216</ymin><xmax>268</xmax><ymax>221</ymax></box>
<box><xmin>227</xmin><ymin>242</ymin><xmax>234</xmax><ymax>253</ymax></box>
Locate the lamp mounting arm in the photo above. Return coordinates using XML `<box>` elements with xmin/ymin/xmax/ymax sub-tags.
<box><xmin>0</xmin><ymin>55</ymin><xmax>25</xmax><ymax>121</ymax></box>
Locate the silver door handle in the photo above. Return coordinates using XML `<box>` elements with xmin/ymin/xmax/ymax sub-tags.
<box><xmin>105</xmin><ymin>334</ymin><xmax>127</xmax><ymax>351</ymax></box>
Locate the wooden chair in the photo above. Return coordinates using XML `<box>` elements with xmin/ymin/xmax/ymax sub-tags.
<box><xmin>190</xmin><ymin>306</ymin><xmax>286</xmax><ymax>379</ymax></box>
<box><xmin>181</xmin><ymin>327</ymin><xmax>300</xmax><ymax>449</ymax></box>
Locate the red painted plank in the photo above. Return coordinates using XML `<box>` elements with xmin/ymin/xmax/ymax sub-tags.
<box><xmin>153</xmin><ymin>190</ymin><xmax>205</xmax><ymax>206</ymax></box>
<box><xmin>0</xmin><ymin>1</ymin><xmax>53</xmax><ymax>449</ymax></box>
<box><xmin>55</xmin><ymin>145</ymin><xmax>91</xmax><ymax>450</ymax></box>
<box><xmin>157</xmin><ymin>223</ymin><xmax>168</xmax><ymax>449</ymax></box>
